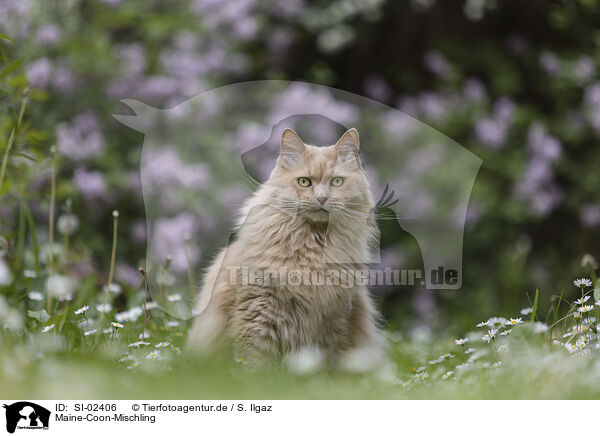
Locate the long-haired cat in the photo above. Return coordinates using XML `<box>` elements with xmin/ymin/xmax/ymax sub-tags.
<box><xmin>187</xmin><ymin>128</ymin><xmax>388</xmax><ymax>373</ymax></box>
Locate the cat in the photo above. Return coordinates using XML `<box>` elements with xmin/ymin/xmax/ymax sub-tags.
<box><xmin>187</xmin><ymin>128</ymin><xmax>388</xmax><ymax>373</ymax></box>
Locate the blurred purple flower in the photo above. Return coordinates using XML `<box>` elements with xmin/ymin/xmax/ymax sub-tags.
<box><xmin>143</xmin><ymin>148</ymin><xmax>211</xmax><ymax>192</ymax></box>
<box><xmin>463</xmin><ymin>78</ymin><xmax>486</xmax><ymax>102</ymax></box>
<box><xmin>475</xmin><ymin>118</ymin><xmax>506</xmax><ymax>149</ymax></box>
<box><xmin>116</xmin><ymin>263</ymin><xmax>142</xmax><ymax>288</ymax></box>
<box><xmin>581</xmin><ymin>204</ymin><xmax>600</xmax><ymax>228</ymax></box>
<box><xmin>573</xmin><ymin>56</ymin><xmax>596</xmax><ymax>82</ymax></box>
<box><xmin>36</xmin><ymin>23</ymin><xmax>60</xmax><ymax>45</ymax></box>
<box><xmin>530</xmin><ymin>185</ymin><xmax>563</xmax><ymax>216</ymax></box>
<box><xmin>73</xmin><ymin>168</ymin><xmax>107</xmax><ymax>200</ymax></box>
<box><xmin>268</xmin><ymin>83</ymin><xmax>359</xmax><ymax>126</ymax></box>
<box><xmin>152</xmin><ymin>213</ymin><xmax>200</xmax><ymax>273</ymax></box>
<box><xmin>493</xmin><ymin>97</ymin><xmax>515</xmax><ymax>122</ymax></box>
<box><xmin>56</xmin><ymin>113</ymin><xmax>105</xmax><ymax>160</ymax></box>
<box><xmin>527</xmin><ymin>123</ymin><xmax>561</xmax><ymax>161</ymax></box>
<box><xmin>131</xmin><ymin>221</ymin><xmax>147</xmax><ymax>243</ymax></box>
<box><xmin>363</xmin><ymin>75</ymin><xmax>392</xmax><ymax>103</ymax></box>
<box><xmin>423</xmin><ymin>51</ymin><xmax>451</xmax><ymax>79</ymax></box>
<box><xmin>138</xmin><ymin>76</ymin><xmax>182</xmax><ymax>101</ymax></box>
<box><xmin>540</xmin><ymin>51</ymin><xmax>560</xmax><ymax>75</ymax></box>
<box><xmin>584</xmin><ymin>83</ymin><xmax>600</xmax><ymax>106</ymax></box>
<box><xmin>417</xmin><ymin>92</ymin><xmax>445</xmax><ymax>121</ymax></box>
<box><xmin>99</xmin><ymin>0</ymin><xmax>124</xmax><ymax>5</ymax></box>
<box><xmin>118</xmin><ymin>43</ymin><xmax>146</xmax><ymax>77</ymax></box>
<box><xmin>26</xmin><ymin>57</ymin><xmax>52</xmax><ymax>89</ymax></box>
<box><xmin>51</xmin><ymin>64</ymin><xmax>75</xmax><ymax>92</ymax></box>
<box><xmin>235</xmin><ymin>123</ymin><xmax>270</xmax><ymax>152</ymax></box>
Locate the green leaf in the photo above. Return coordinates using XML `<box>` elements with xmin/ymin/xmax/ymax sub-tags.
<box><xmin>0</xmin><ymin>58</ymin><xmax>23</xmax><ymax>79</ymax></box>
<box><xmin>531</xmin><ymin>288</ymin><xmax>540</xmax><ymax>322</ymax></box>
<box><xmin>28</xmin><ymin>309</ymin><xmax>50</xmax><ymax>324</ymax></box>
<box><xmin>0</xmin><ymin>34</ymin><xmax>13</xmax><ymax>43</ymax></box>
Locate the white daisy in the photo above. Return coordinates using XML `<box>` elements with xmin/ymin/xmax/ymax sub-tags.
<box><xmin>574</xmin><ymin>278</ymin><xmax>593</xmax><ymax>288</ymax></box>
<box><xmin>28</xmin><ymin>292</ymin><xmax>44</xmax><ymax>301</ymax></box>
<box><xmin>41</xmin><ymin>323</ymin><xmax>55</xmax><ymax>333</ymax></box>
<box><xmin>455</xmin><ymin>338</ymin><xmax>468</xmax><ymax>345</ymax></box>
<box><xmin>487</xmin><ymin>317</ymin><xmax>507</xmax><ymax>328</ymax></box>
<box><xmin>146</xmin><ymin>350</ymin><xmax>161</xmax><ymax>360</ymax></box>
<box><xmin>505</xmin><ymin>317</ymin><xmax>523</xmax><ymax>326</ymax></box>
<box><xmin>167</xmin><ymin>293</ymin><xmax>182</xmax><ymax>302</ymax></box>
<box><xmin>111</xmin><ymin>322</ymin><xmax>124</xmax><ymax>329</ymax></box>
<box><xmin>493</xmin><ymin>361</ymin><xmax>503</xmax><ymax>368</ymax></box>
<box><xmin>155</xmin><ymin>342</ymin><xmax>171</xmax><ymax>348</ymax></box>
<box><xmin>520</xmin><ymin>307</ymin><xmax>533</xmax><ymax>315</ymax></box>
<box><xmin>128</xmin><ymin>341</ymin><xmax>150</xmax><ymax>347</ymax></box>
<box><xmin>476</xmin><ymin>321</ymin><xmax>489</xmax><ymax>328</ymax></box>
<box><xmin>442</xmin><ymin>371</ymin><xmax>454</xmax><ymax>380</ymax></box>
<box><xmin>74</xmin><ymin>305</ymin><xmax>89</xmax><ymax>315</ymax></box>
<box><xmin>84</xmin><ymin>329</ymin><xmax>97</xmax><ymax>336</ymax></box>
<box><xmin>578</xmin><ymin>305</ymin><xmax>594</xmax><ymax>313</ymax></box>
<box><xmin>575</xmin><ymin>296</ymin><xmax>591</xmax><ymax>305</ymax></box>
<box><xmin>413</xmin><ymin>372</ymin><xmax>428</xmax><ymax>381</ymax></box>
<box><xmin>145</xmin><ymin>301</ymin><xmax>158</xmax><ymax>310</ymax></box>
<box><xmin>464</xmin><ymin>348</ymin><xmax>476</xmax><ymax>354</ymax></box>
<box><xmin>482</xmin><ymin>329</ymin><xmax>498</xmax><ymax>343</ymax></box>
<box><xmin>497</xmin><ymin>344</ymin><xmax>507</xmax><ymax>353</ymax></box>
<box><xmin>500</xmin><ymin>329</ymin><xmax>512</xmax><ymax>336</ymax></box>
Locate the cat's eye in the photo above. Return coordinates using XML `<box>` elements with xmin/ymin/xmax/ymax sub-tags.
<box><xmin>297</xmin><ymin>177</ymin><xmax>312</xmax><ymax>187</ymax></box>
<box><xmin>331</xmin><ymin>177</ymin><xmax>344</xmax><ymax>187</ymax></box>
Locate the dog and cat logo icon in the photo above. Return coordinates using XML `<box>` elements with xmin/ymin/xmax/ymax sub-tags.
<box><xmin>3</xmin><ymin>402</ymin><xmax>50</xmax><ymax>433</ymax></box>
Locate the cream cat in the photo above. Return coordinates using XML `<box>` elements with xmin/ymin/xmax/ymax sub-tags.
<box><xmin>187</xmin><ymin>128</ymin><xmax>387</xmax><ymax>372</ymax></box>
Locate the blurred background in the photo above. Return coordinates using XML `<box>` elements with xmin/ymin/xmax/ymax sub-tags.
<box><xmin>1</xmin><ymin>0</ymin><xmax>600</xmax><ymax>340</ymax></box>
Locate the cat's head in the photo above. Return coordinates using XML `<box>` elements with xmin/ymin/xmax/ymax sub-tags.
<box><xmin>267</xmin><ymin>128</ymin><xmax>374</xmax><ymax>223</ymax></box>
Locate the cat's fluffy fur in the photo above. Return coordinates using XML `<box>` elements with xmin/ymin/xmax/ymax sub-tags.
<box><xmin>187</xmin><ymin>128</ymin><xmax>387</xmax><ymax>371</ymax></box>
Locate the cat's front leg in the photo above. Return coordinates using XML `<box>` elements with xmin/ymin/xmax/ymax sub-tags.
<box><xmin>338</xmin><ymin>290</ymin><xmax>394</xmax><ymax>379</ymax></box>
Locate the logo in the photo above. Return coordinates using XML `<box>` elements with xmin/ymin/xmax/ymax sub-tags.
<box><xmin>3</xmin><ymin>402</ymin><xmax>50</xmax><ymax>434</ymax></box>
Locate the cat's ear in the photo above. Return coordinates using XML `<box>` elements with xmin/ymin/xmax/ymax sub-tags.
<box><xmin>278</xmin><ymin>128</ymin><xmax>305</xmax><ymax>168</ymax></box>
<box><xmin>334</xmin><ymin>128</ymin><xmax>361</xmax><ymax>167</ymax></box>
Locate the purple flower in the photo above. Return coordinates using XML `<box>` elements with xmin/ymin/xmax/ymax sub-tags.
<box><xmin>540</xmin><ymin>51</ymin><xmax>560</xmax><ymax>75</ymax></box>
<box><xmin>56</xmin><ymin>113</ymin><xmax>105</xmax><ymax>160</ymax></box>
<box><xmin>36</xmin><ymin>23</ymin><xmax>60</xmax><ymax>45</ymax></box>
<box><xmin>142</xmin><ymin>148</ymin><xmax>211</xmax><ymax>192</ymax></box>
<box><xmin>574</xmin><ymin>56</ymin><xmax>596</xmax><ymax>82</ymax></box>
<box><xmin>51</xmin><ymin>64</ymin><xmax>75</xmax><ymax>92</ymax></box>
<box><xmin>152</xmin><ymin>213</ymin><xmax>200</xmax><ymax>273</ymax></box>
<box><xmin>584</xmin><ymin>83</ymin><xmax>600</xmax><ymax>107</ymax></box>
<box><xmin>363</xmin><ymin>75</ymin><xmax>393</xmax><ymax>103</ymax></box>
<box><xmin>463</xmin><ymin>78</ymin><xmax>486</xmax><ymax>102</ymax></box>
<box><xmin>527</xmin><ymin>123</ymin><xmax>561</xmax><ymax>161</ymax></box>
<box><xmin>581</xmin><ymin>204</ymin><xmax>600</xmax><ymax>227</ymax></box>
<box><xmin>475</xmin><ymin>118</ymin><xmax>506</xmax><ymax>149</ymax></box>
<box><xmin>493</xmin><ymin>97</ymin><xmax>515</xmax><ymax>122</ymax></box>
<box><xmin>417</xmin><ymin>92</ymin><xmax>445</xmax><ymax>121</ymax></box>
<box><xmin>73</xmin><ymin>168</ymin><xmax>107</xmax><ymax>200</ymax></box>
<box><xmin>423</xmin><ymin>51</ymin><xmax>452</xmax><ymax>78</ymax></box>
<box><xmin>118</xmin><ymin>43</ymin><xmax>146</xmax><ymax>77</ymax></box>
<box><xmin>26</xmin><ymin>58</ymin><xmax>52</xmax><ymax>89</ymax></box>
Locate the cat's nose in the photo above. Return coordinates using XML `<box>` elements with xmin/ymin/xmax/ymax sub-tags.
<box><xmin>316</xmin><ymin>195</ymin><xmax>328</xmax><ymax>205</ymax></box>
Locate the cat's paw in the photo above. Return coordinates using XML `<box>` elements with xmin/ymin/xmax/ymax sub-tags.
<box><xmin>285</xmin><ymin>346</ymin><xmax>326</xmax><ymax>375</ymax></box>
